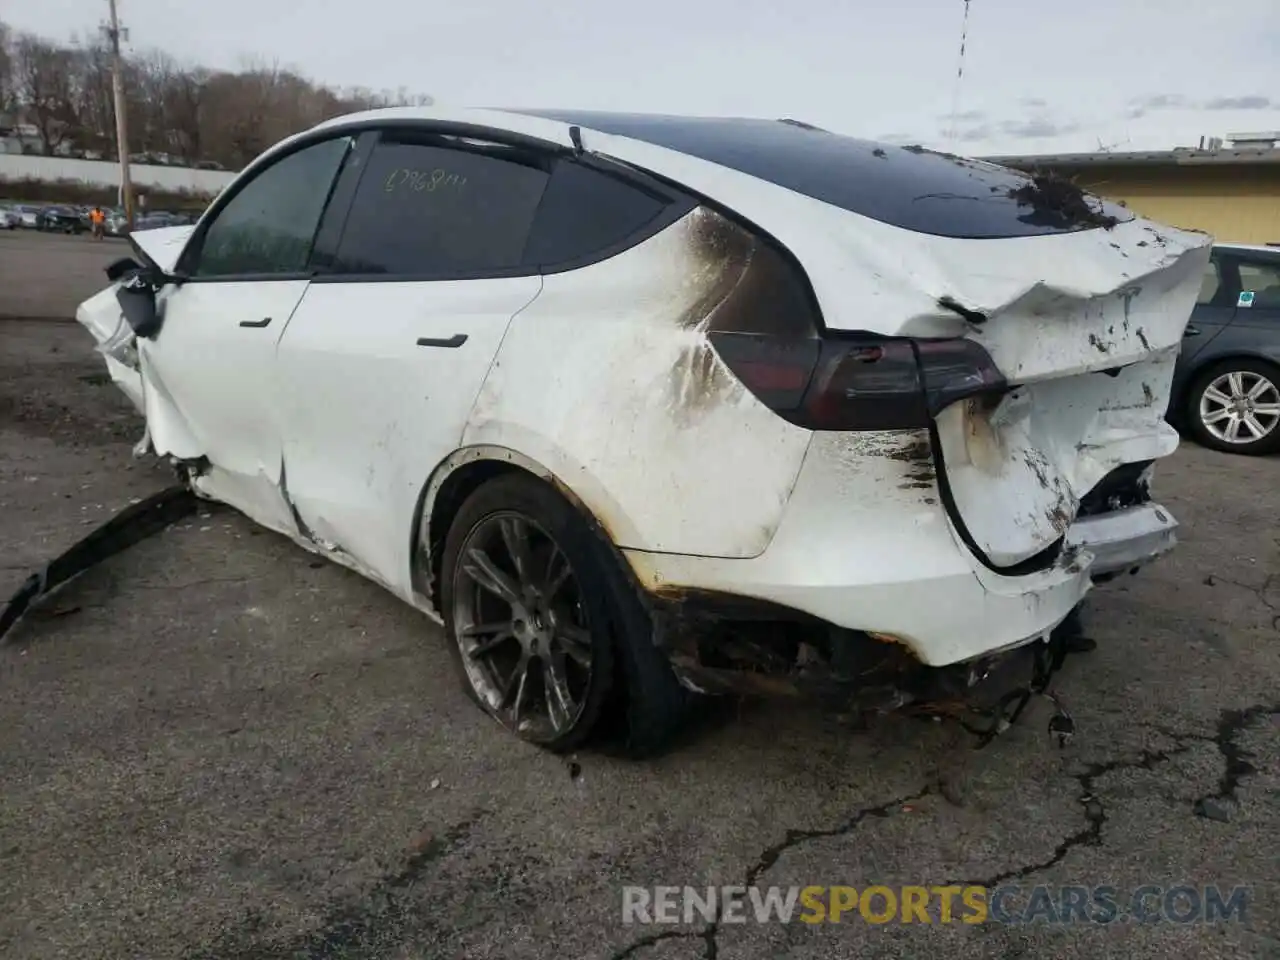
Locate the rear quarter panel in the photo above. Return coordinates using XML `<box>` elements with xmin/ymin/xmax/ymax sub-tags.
<box><xmin>461</xmin><ymin>208</ymin><xmax>814</xmax><ymax>559</ymax></box>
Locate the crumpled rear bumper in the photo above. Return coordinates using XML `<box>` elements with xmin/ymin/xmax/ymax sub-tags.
<box><xmin>1066</xmin><ymin>502</ymin><xmax>1178</xmax><ymax>579</ymax></box>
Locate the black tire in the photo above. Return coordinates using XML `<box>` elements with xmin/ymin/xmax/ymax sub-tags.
<box><xmin>1184</xmin><ymin>358</ymin><xmax>1280</xmax><ymax>456</ymax></box>
<box><xmin>439</xmin><ymin>472</ymin><xmax>689</xmax><ymax>754</ymax></box>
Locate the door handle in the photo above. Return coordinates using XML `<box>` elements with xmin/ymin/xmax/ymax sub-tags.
<box><xmin>416</xmin><ymin>334</ymin><xmax>468</xmax><ymax>348</ymax></box>
<box><xmin>239</xmin><ymin>317</ymin><xmax>272</xmax><ymax>328</ymax></box>
<box><xmin>1184</xmin><ymin>325</ymin><xmax>1201</xmax><ymax>336</ymax></box>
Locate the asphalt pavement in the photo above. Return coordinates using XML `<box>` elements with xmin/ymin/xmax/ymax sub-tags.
<box><xmin>1</xmin><ymin>230</ymin><xmax>1277</xmax><ymax>959</ymax></box>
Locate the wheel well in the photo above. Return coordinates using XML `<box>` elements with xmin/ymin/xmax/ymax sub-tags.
<box><xmin>419</xmin><ymin>459</ymin><xmax>526</xmax><ymax>610</ymax></box>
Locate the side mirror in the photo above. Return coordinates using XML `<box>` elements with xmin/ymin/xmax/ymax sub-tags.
<box><xmin>105</xmin><ymin>257</ymin><xmax>142</xmax><ymax>282</ymax></box>
<box><xmin>115</xmin><ymin>271</ymin><xmax>164</xmax><ymax>339</ymax></box>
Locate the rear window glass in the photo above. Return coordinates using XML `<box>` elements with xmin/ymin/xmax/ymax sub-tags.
<box><xmin>518</xmin><ymin>111</ymin><xmax>1134</xmax><ymax>239</ymax></box>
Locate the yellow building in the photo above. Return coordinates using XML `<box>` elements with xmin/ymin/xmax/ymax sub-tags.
<box><xmin>986</xmin><ymin>135</ymin><xmax>1280</xmax><ymax>246</ymax></box>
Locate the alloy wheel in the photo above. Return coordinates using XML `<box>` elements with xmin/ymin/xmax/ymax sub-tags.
<box><xmin>1199</xmin><ymin>370</ymin><xmax>1280</xmax><ymax>445</ymax></box>
<box><xmin>450</xmin><ymin>511</ymin><xmax>596</xmax><ymax>742</ymax></box>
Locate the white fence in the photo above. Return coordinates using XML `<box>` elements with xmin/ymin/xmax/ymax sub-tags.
<box><xmin>0</xmin><ymin>154</ymin><xmax>237</xmax><ymax>195</ymax></box>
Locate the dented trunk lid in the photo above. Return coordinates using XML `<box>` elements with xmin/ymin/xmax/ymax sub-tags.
<box><xmin>912</xmin><ymin>218</ymin><xmax>1206</xmax><ymax>567</ymax></box>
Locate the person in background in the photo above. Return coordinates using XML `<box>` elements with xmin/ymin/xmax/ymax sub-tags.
<box><xmin>89</xmin><ymin>206</ymin><xmax>106</xmax><ymax>240</ymax></box>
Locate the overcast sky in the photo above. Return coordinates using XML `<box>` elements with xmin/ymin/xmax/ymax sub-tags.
<box><xmin>8</xmin><ymin>0</ymin><xmax>1280</xmax><ymax>155</ymax></box>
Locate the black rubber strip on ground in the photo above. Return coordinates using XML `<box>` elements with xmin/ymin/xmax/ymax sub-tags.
<box><xmin>0</xmin><ymin>485</ymin><xmax>199</xmax><ymax>643</ymax></box>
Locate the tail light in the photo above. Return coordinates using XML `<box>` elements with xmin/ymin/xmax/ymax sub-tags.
<box><xmin>708</xmin><ymin>331</ymin><xmax>1006</xmax><ymax>431</ymax></box>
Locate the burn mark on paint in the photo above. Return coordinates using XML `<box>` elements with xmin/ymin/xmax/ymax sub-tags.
<box><xmin>901</xmin><ymin>473</ymin><xmax>935</xmax><ymax>490</ymax></box>
<box><xmin>1007</xmin><ymin>172</ymin><xmax>1119</xmax><ymax>230</ymax></box>
<box><xmin>1142</xmin><ymin>382</ymin><xmax>1154</xmax><ymax>405</ymax></box>
<box><xmin>679</xmin><ymin>207</ymin><xmax>816</xmax><ymax>339</ymax></box>
<box><xmin>1023</xmin><ymin>449</ymin><xmax>1074</xmax><ymax>535</ymax></box>
<box><xmin>666</xmin><ymin>339</ymin><xmax>736</xmax><ymax>422</ymax></box>
<box><xmin>675</xmin><ymin>209</ymin><xmax>755</xmax><ymax>332</ymax></box>
<box><xmin>872</xmin><ymin>148</ymin><xmax>887</xmax><ymax>158</ymax></box>
<box><xmin>1136</xmin><ymin>327</ymin><xmax>1151</xmax><ymax>350</ymax></box>
<box><xmin>1088</xmin><ymin>333</ymin><xmax>1111</xmax><ymax>354</ymax></box>
<box><xmin>890</xmin><ymin>434</ymin><xmax>937</xmax><ymax>489</ymax></box>
<box><xmin>885</xmin><ymin>435</ymin><xmax>934</xmax><ymax>466</ymax></box>
<box><xmin>668</xmin><ymin>207</ymin><xmax>819</xmax><ymax>419</ymax></box>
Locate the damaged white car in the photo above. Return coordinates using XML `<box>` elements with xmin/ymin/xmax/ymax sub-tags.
<box><xmin>63</xmin><ymin>107</ymin><xmax>1208</xmax><ymax>752</ymax></box>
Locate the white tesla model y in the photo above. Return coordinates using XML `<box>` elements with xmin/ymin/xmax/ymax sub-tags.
<box><xmin>77</xmin><ymin>107</ymin><xmax>1209</xmax><ymax>752</ymax></box>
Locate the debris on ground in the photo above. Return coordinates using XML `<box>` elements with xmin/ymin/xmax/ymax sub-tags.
<box><xmin>0</xmin><ymin>485</ymin><xmax>198</xmax><ymax>642</ymax></box>
<box><xmin>1193</xmin><ymin>798</ymin><xmax>1232</xmax><ymax>823</ymax></box>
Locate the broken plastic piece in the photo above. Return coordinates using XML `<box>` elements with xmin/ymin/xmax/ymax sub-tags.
<box><xmin>0</xmin><ymin>486</ymin><xmax>198</xmax><ymax>643</ymax></box>
<box><xmin>1048</xmin><ymin>711</ymin><xmax>1075</xmax><ymax>748</ymax></box>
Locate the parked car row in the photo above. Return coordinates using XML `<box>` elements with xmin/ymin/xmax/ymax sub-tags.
<box><xmin>0</xmin><ymin>202</ymin><xmax>201</xmax><ymax>236</ymax></box>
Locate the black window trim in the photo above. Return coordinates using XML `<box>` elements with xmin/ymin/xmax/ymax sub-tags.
<box><xmin>167</xmin><ymin>116</ymin><xmax>574</xmax><ymax>283</ymax></box>
<box><xmin>174</xmin><ymin>132</ymin><xmax>358</xmax><ymax>283</ymax></box>
<box><xmin>309</xmin><ymin>123</ymin><xmax>698</xmax><ymax>285</ymax></box>
<box><xmin>1200</xmin><ymin>251</ymin><xmax>1236</xmax><ymax>309</ymax></box>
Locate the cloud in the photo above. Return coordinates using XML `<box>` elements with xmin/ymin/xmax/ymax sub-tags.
<box><xmin>1020</xmin><ymin>98</ymin><xmax>1048</xmax><ymax>108</ymax></box>
<box><xmin>938</xmin><ymin>109</ymin><xmax>985</xmax><ymax>123</ymax></box>
<box><xmin>952</xmin><ymin>125</ymin><xmax>994</xmax><ymax>142</ymax></box>
<box><xmin>1133</xmin><ymin>93</ymin><xmax>1190</xmax><ymax>110</ymax></box>
<box><xmin>1000</xmin><ymin>118</ymin><xmax>1080</xmax><ymax>139</ymax></box>
<box><xmin>1124</xmin><ymin>93</ymin><xmax>1190</xmax><ymax>119</ymax></box>
<box><xmin>1203</xmin><ymin>95</ymin><xmax>1272</xmax><ymax>110</ymax></box>
<box><xmin>875</xmin><ymin>132</ymin><xmax>918</xmax><ymax>144</ymax></box>
<box><xmin>1124</xmin><ymin>92</ymin><xmax>1273</xmax><ymax>118</ymax></box>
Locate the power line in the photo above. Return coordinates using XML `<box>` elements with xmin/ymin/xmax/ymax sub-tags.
<box><xmin>946</xmin><ymin>0</ymin><xmax>972</xmax><ymax>147</ymax></box>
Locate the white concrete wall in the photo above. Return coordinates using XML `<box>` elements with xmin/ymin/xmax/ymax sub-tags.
<box><xmin>0</xmin><ymin>154</ymin><xmax>236</xmax><ymax>194</ymax></box>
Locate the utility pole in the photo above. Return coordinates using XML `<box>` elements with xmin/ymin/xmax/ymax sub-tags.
<box><xmin>103</xmin><ymin>0</ymin><xmax>134</xmax><ymax>227</ymax></box>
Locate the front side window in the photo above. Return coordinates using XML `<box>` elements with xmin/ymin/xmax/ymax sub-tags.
<box><xmin>331</xmin><ymin>135</ymin><xmax>550</xmax><ymax>277</ymax></box>
<box><xmin>192</xmin><ymin>137</ymin><xmax>352</xmax><ymax>278</ymax></box>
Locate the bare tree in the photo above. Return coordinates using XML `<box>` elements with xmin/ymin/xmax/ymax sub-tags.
<box><xmin>1</xmin><ymin>19</ymin><xmax>432</xmax><ymax>167</ymax></box>
<box><xmin>13</xmin><ymin>33</ymin><xmax>77</xmax><ymax>154</ymax></box>
<box><xmin>0</xmin><ymin>22</ymin><xmax>15</xmax><ymax>115</ymax></box>
<box><xmin>64</xmin><ymin>36</ymin><xmax>116</xmax><ymax>156</ymax></box>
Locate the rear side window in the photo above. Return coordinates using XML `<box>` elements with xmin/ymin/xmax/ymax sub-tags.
<box><xmin>193</xmin><ymin>137</ymin><xmax>351</xmax><ymax>277</ymax></box>
<box><xmin>522</xmin><ymin>161</ymin><xmax>669</xmax><ymax>267</ymax></box>
<box><xmin>331</xmin><ymin>136</ymin><xmax>550</xmax><ymax>277</ymax></box>
<box><xmin>1237</xmin><ymin>257</ymin><xmax>1280</xmax><ymax>310</ymax></box>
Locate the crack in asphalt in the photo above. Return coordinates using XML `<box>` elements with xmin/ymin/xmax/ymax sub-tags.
<box><xmin>608</xmin><ymin>701</ymin><xmax>1279</xmax><ymax>958</ymax></box>
<box><xmin>957</xmin><ymin>746</ymin><xmax>1190</xmax><ymax>888</ymax></box>
<box><xmin>1153</xmin><ymin>703</ymin><xmax>1280</xmax><ymax>808</ymax></box>
<box><xmin>1203</xmin><ymin>573</ymin><xmax>1280</xmax><ymax>631</ymax></box>
<box><xmin>607</xmin><ymin>787</ymin><xmax>932</xmax><ymax>959</ymax></box>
